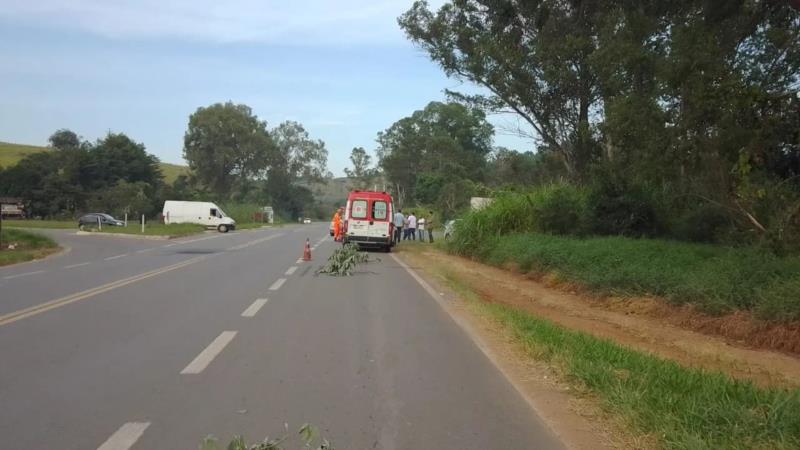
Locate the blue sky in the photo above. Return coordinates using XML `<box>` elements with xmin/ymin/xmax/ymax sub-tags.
<box><xmin>0</xmin><ymin>0</ymin><xmax>532</xmax><ymax>175</ymax></box>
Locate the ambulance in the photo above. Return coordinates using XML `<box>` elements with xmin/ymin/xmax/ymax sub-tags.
<box><xmin>343</xmin><ymin>191</ymin><xmax>394</xmax><ymax>252</ymax></box>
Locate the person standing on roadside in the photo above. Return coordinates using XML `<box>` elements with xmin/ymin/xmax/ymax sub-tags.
<box><xmin>427</xmin><ymin>210</ymin><xmax>435</xmax><ymax>243</ymax></box>
<box><xmin>407</xmin><ymin>211</ymin><xmax>417</xmax><ymax>241</ymax></box>
<box><xmin>418</xmin><ymin>215</ymin><xmax>427</xmax><ymax>242</ymax></box>
<box><xmin>393</xmin><ymin>209</ymin><xmax>405</xmax><ymax>244</ymax></box>
<box><xmin>332</xmin><ymin>207</ymin><xmax>344</xmax><ymax>242</ymax></box>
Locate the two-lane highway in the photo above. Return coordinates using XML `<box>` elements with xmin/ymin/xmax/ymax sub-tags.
<box><xmin>0</xmin><ymin>224</ymin><xmax>564</xmax><ymax>449</ymax></box>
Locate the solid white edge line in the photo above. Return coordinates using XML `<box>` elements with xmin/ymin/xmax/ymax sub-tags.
<box><xmin>269</xmin><ymin>278</ymin><xmax>286</xmax><ymax>291</ymax></box>
<box><xmin>390</xmin><ymin>253</ymin><xmax>565</xmax><ymax>444</ymax></box>
<box><xmin>3</xmin><ymin>270</ymin><xmax>45</xmax><ymax>280</ymax></box>
<box><xmin>104</xmin><ymin>254</ymin><xmax>128</xmax><ymax>261</ymax></box>
<box><xmin>241</xmin><ymin>298</ymin><xmax>269</xmax><ymax>317</ymax></box>
<box><xmin>64</xmin><ymin>262</ymin><xmax>90</xmax><ymax>269</ymax></box>
<box><xmin>285</xmin><ymin>266</ymin><xmax>298</xmax><ymax>276</ymax></box>
<box><xmin>180</xmin><ymin>331</ymin><xmax>237</xmax><ymax>375</ymax></box>
<box><xmin>97</xmin><ymin>422</ymin><xmax>150</xmax><ymax>450</ymax></box>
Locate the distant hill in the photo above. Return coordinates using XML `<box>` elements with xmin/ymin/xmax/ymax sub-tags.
<box><xmin>302</xmin><ymin>176</ymin><xmax>390</xmax><ymax>207</ymax></box>
<box><xmin>0</xmin><ymin>141</ymin><xmax>189</xmax><ymax>184</ymax></box>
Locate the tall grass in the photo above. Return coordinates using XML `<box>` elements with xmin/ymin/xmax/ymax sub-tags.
<box><xmin>467</xmin><ymin>294</ymin><xmax>800</xmax><ymax>450</ymax></box>
<box><xmin>448</xmin><ymin>186</ymin><xmax>800</xmax><ymax>321</ymax></box>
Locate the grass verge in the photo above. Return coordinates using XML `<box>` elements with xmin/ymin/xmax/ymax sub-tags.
<box><xmin>453</xmin><ymin>233</ymin><xmax>800</xmax><ymax>322</ymax></box>
<box><xmin>0</xmin><ymin>228</ymin><xmax>59</xmax><ymax>266</ymax></box>
<box><xmin>3</xmin><ymin>220</ymin><xmax>76</xmax><ymax>229</ymax></box>
<box><xmin>82</xmin><ymin>223</ymin><xmax>206</xmax><ymax>238</ymax></box>
<box><xmin>436</xmin><ymin>266</ymin><xmax>800</xmax><ymax>450</ymax></box>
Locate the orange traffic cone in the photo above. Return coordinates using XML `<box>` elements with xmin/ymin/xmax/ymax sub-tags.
<box><xmin>303</xmin><ymin>238</ymin><xmax>312</xmax><ymax>261</ymax></box>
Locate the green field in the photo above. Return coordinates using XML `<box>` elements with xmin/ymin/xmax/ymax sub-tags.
<box><xmin>0</xmin><ymin>142</ymin><xmax>48</xmax><ymax>168</ymax></box>
<box><xmin>0</xmin><ymin>228</ymin><xmax>60</xmax><ymax>266</ymax></box>
<box><xmin>0</xmin><ymin>141</ymin><xmax>189</xmax><ymax>183</ymax></box>
<box><xmin>444</xmin><ymin>272</ymin><xmax>800</xmax><ymax>450</ymax></box>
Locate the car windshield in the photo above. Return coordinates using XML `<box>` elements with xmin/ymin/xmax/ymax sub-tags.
<box><xmin>100</xmin><ymin>214</ymin><xmax>115</xmax><ymax>220</ymax></box>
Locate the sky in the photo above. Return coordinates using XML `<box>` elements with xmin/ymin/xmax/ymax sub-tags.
<box><xmin>0</xmin><ymin>0</ymin><xmax>532</xmax><ymax>176</ymax></box>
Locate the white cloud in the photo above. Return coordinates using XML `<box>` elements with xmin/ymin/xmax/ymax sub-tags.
<box><xmin>0</xmin><ymin>0</ymin><xmax>446</xmax><ymax>45</ymax></box>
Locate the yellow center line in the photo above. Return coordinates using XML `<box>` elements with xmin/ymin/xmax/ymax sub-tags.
<box><xmin>0</xmin><ymin>255</ymin><xmax>208</xmax><ymax>327</ymax></box>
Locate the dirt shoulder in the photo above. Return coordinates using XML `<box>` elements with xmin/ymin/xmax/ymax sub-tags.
<box><xmin>394</xmin><ymin>249</ymin><xmax>641</xmax><ymax>450</ymax></box>
<box><xmin>397</xmin><ymin>244</ymin><xmax>800</xmax><ymax>391</ymax></box>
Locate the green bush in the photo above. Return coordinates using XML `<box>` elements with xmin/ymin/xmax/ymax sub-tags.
<box><xmin>450</xmin><ymin>184</ymin><xmax>589</xmax><ymax>254</ymax></box>
<box><xmin>672</xmin><ymin>203</ymin><xmax>732</xmax><ymax>243</ymax></box>
<box><xmin>586</xmin><ymin>178</ymin><xmax>664</xmax><ymax>237</ymax></box>
<box><xmin>459</xmin><ymin>233</ymin><xmax>800</xmax><ymax>320</ymax></box>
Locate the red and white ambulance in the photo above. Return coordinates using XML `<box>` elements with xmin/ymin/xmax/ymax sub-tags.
<box><xmin>343</xmin><ymin>190</ymin><xmax>394</xmax><ymax>252</ymax></box>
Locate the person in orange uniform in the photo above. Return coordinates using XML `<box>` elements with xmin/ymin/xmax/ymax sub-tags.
<box><xmin>332</xmin><ymin>207</ymin><xmax>344</xmax><ymax>242</ymax></box>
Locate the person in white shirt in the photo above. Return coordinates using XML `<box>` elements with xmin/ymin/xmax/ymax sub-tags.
<box><xmin>418</xmin><ymin>216</ymin><xmax>426</xmax><ymax>241</ymax></box>
<box><xmin>407</xmin><ymin>212</ymin><xmax>417</xmax><ymax>240</ymax></box>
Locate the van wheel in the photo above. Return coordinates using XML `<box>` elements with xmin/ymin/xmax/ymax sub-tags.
<box><xmin>218</xmin><ymin>224</ymin><xmax>229</xmax><ymax>233</ymax></box>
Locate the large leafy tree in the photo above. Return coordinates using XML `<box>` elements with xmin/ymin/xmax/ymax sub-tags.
<box><xmin>344</xmin><ymin>147</ymin><xmax>375</xmax><ymax>189</ymax></box>
<box><xmin>265</xmin><ymin>121</ymin><xmax>329</xmax><ymax>218</ymax></box>
<box><xmin>377</xmin><ymin>101</ymin><xmax>493</xmax><ymax>207</ymax></box>
<box><xmin>87</xmin><ymin>133</ymin><xmax>163</xmax><ymax>190</ymax></box>
<box><xmin>399</xmin><ymin>1</ymin><xmax>604</xmax><ymax>179</ymax></box>
<box><xmin>183</xmin><ymin>102</ymin><xmax>274</xmax><ymax>198</ymax></box>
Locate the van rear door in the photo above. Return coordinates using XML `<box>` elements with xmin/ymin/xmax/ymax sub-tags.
<box><xmin>346</xmin><ymin>196</ymin><xmax>392</xmax><ymax>242</ymax></box>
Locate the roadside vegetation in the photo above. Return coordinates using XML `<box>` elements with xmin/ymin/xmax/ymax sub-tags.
<box><xmin>200</xmin><ymin>424</ymin><xmax>333</xmax><ymax>450</ymax></box>
<box><xmin>79</xmin><ymin>223</ymin><xmax>207</xmax><ymax>238</ymax></box>
<box><xmin>449</xmin><ymin>188</ymin><xmax>800</xmax><ymax>322</ymax></box>
<box><xmin>3</xmin><ymin>220</ymin><xmax>76</xmax><ymax>229</ymax></box>
<box><xmin>0</xmin><ymin>228</ymin><xmax>59</xmax><ymax>266</ymax></box>
<box><xmin>442</xmin><ymin>271</ymin><xmax>800</xmax><ymax>450</ymax></box>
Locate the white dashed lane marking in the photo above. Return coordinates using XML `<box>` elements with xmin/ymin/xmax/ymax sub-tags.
<box><xmin>269</xmin><ymin>278</ymin><xmax>286</xmax><ymax>291</ymax></box>
<box><xmin>97</xmin><ymin>422</ymin><xmax>150</xmax><ymax>450</ymax></box>
<box><xmin>64</xmin><ymin>262</ymin><xmax>90</xmax><ymax>269</ymax></box>
<box><xmin>285</xmin><ymin>266</ymin><xmax>298</xmax><ymax>276</ymax></box>
<box><xmin>3</xmin><ymin>270</ymin><xmax>45</xmax><ymax>280</ymax></box>
<box><xmin>104</xmin><ymin>254</ymin><xmax>128</xmax><ymax>261</ymax></box>
<box><xmin>241</xmin><ymin>298</ymin><xmax>269</xmax><ymax>317</ymax></box>
<box><xmin>180</xmin><ymin>331</ymin><xmax>237</xmax><ymax>375</ymax></box>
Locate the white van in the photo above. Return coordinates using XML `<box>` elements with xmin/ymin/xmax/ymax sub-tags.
<box><xmin>162</xmin><ymin>201</ymin><xmax>236</xmax><ymax>233</ymax></box>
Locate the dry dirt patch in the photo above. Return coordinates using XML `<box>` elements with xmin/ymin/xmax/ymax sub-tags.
<box><xmin>400</xmin><ymin>246</ymin><xmax>800</xmax><ymax>390</ymax></box>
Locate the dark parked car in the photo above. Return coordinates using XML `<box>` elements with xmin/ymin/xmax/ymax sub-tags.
<box><xmin>78</xmin><ymin>213</ymin><xmax>124</xmax><ymax>229</ymax></box>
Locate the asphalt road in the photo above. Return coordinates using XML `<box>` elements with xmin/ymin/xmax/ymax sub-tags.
<box><xmin>0</xmin><ymin>225</ymin><xmax>564</xmax><ymax>449</ymax></box>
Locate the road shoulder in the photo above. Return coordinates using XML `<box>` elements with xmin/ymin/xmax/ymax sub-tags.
<box><xmin>393</xmin><ymin>248</ymin><xmax>626</xmax><ymax>450</ymax></box>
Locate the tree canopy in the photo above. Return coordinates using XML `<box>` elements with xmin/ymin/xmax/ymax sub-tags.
<box><xmin>377</xmin><ymin>101</ymin><xmax>494</xmax><ymax>214</ymax></box>
<box><xmin>183</xmin><ymin>102</ymin><xmax>273</xmax><ymax>199</ymax></box>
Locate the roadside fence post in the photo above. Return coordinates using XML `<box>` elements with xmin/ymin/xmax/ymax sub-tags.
<box><xmin>141</xmin><ymin>215</ymin><xmax>145</xmax><ymax>234</ymax></box>
<box><xmin>98</xmin><ymin>216</ymin><xmax>102</xmax><ymax>231</ymax></box>
<box><xmin>125</xmin><ymin>213</ymin><xmax>128</xmax><ymax>227</ymax></box>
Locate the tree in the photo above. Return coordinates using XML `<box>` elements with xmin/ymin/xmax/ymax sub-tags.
<box><xmin>265</xmin><ymin>121</ymin><xmax>329</xmax><ymax>218</ymax></box>
<box><xmin>399</xmin><ymin>1</ymin><xmax>604</xmax><ymax>179</ymax></box>
<box><xmin>87</xmin><ymin>133</ymin><xmax>163</xmax><ymax>190</ymax></box>
<box><xmin>344</xmin><ymin>147</ymin><xmax>374</xmax><ymax>189</ymax></box>
<box><xmin>183</xmin><ymin>102</ymin><xmax>273</xmax><ymax>198</ymax></box>
<box><xmin>376</xmin><ymin>101</ymin><xmax>493</xmax><ymax>205</ymax></box>
<box><xmin>48</xmin><ymin>129</ymin><xmax>81</xmax><ymax>151</ymax></box>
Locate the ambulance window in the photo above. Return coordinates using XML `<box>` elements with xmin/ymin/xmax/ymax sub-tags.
<box><xmin>351</xmin><ymin>200</ymin><xmax>368</xmax><ymax>219</ymax></box>
<box><xmin>372</xmin><ymin>201</ymin><xmax>388</xmax><ymax>220</ymax></box>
